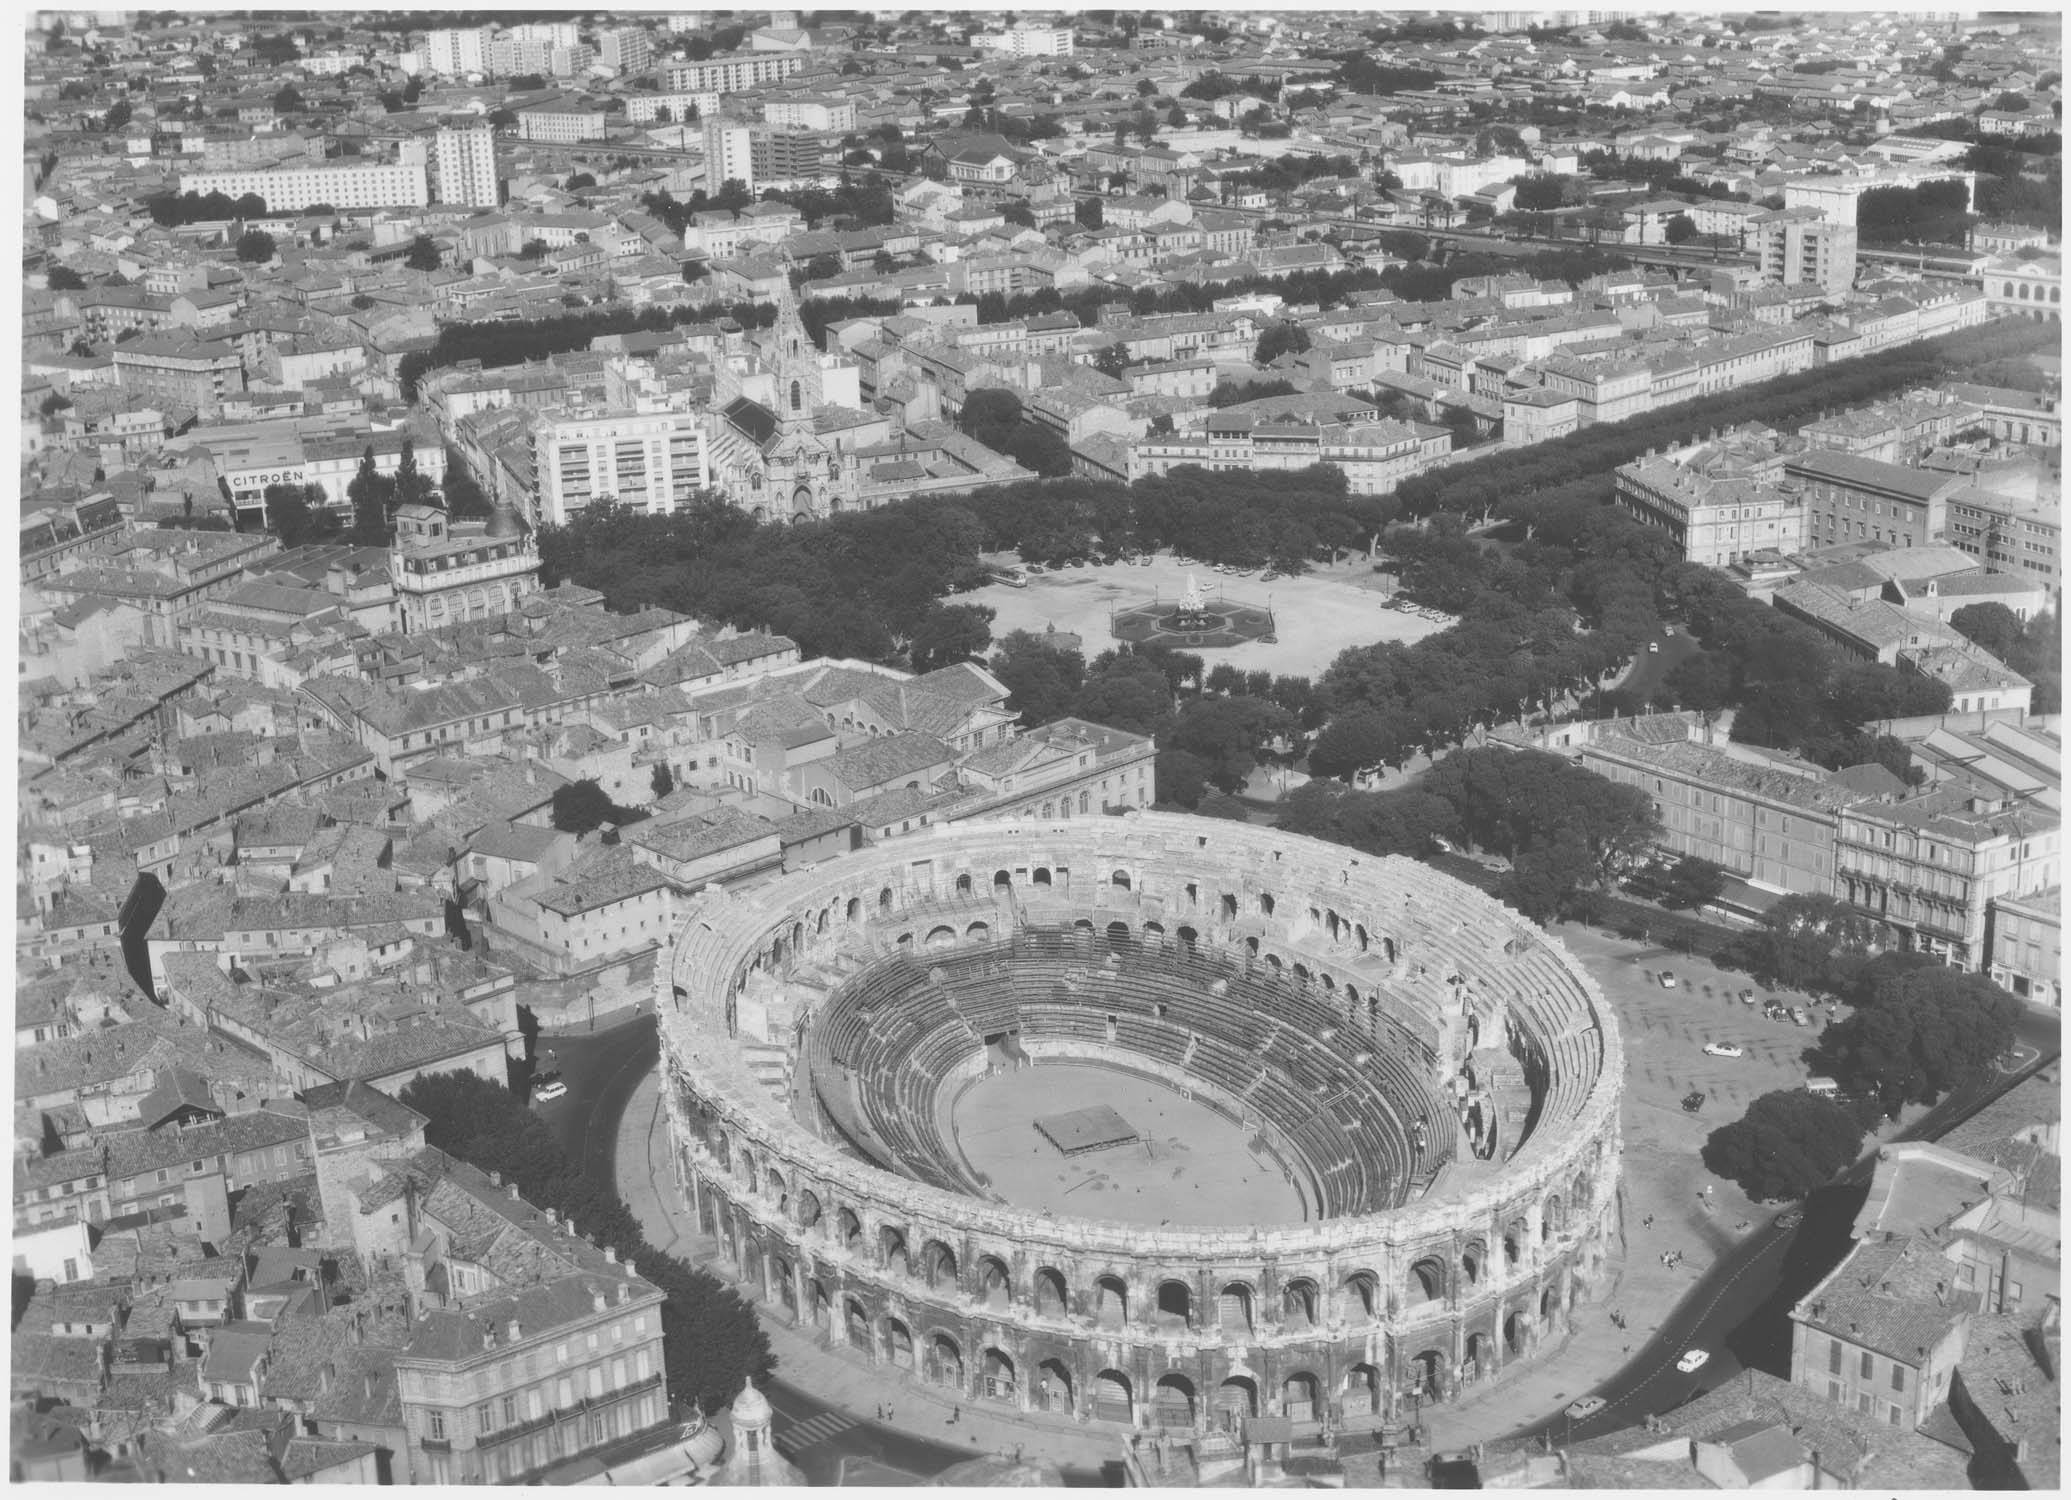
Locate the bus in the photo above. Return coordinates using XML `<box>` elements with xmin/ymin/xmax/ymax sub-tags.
<box><xmin>990</xmin><ymin>567</ymin><xmax>1029</xmax><ymax>588</ymax></box>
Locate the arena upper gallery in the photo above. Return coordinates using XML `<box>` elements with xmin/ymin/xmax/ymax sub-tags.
<box><xmin>657</xmin><ymin>812</ymin><xmax>1622</xmax><ymax>1434</ymax></box>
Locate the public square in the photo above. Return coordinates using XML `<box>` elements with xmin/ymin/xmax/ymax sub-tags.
<box><xmin>968</xmin><ymin>549</ymin><xmax>1448</xmax><ymax>678</ymax></box>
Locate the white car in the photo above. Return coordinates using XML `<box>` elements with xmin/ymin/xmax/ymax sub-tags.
<box><xmin>1702</xmin><ymin>1042</ymin><xmax>1744</xmax><ymax>1059</ymax></box>
<box><xmin>1658</xmin><ymin>971</ymin><xmax>1678</xmax><ymax>989</ymax></box>
<box><xmin>534</xmin><ymin>1078</ymin><xmax>568</xmax><ymax>1103</ymax></box>
<box><xmin>1676</xmin><ymin>1349</ymin><xmax>1710</xmax><ymax>1374</ymax></box>
<box><xmin>1648</xmin><ymin>642</ymin><xmax>1661</xmax><ymax>654</ymax></box>
<box><xmin>1566</xmin><ymin>1395</ymin><xmax>1607</xmax><ymax>1420</ymax></box>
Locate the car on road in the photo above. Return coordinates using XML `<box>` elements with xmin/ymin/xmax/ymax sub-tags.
<box><xmin>1262</xmin><ymin>570</ymin><xmax>1281</xmax><ymax>581</ymax></box>
<box><xmin>1566</xmin><ymin>1396</ymin><xmax>1607</xmax><ymax>1420</ymax></box>
<box><xmin>1648</xmin><ymin>642</ymin><xmax>1661</xmax><ymax>653</ymax></box>
<box><xmin>1702</xmin><ymin>1042</ymin><xmax>1744</xmax><ymax>1058</ymax></box>
<box><xmin>534</xmin><ymin>1076</ymin><xmax>568</xmax><ymax>1103</ymax></box>
<box><xmin>1676</xmin><ymin>1349</ymin><xmax>1710</xmax><ymax>1374</ymax></box>
<box><xmin>1776</xmin><ymin>1209</ymin><xmax>1804</xmax><ymax>1229</ymax></box>
<box><xmin>1658</xmin><ymin>971</ymin><xmax>1678</xmax><ymax>988</ymax></box>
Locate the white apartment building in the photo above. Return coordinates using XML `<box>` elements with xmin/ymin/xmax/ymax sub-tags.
<box><xmin>430</xmin><ymin>124</ymin><xmax>498</xmax><ymax>210</ymax></box>
<box><xmin>762</xmin><ymin>97</ymin><xmax>857</xmax><ymax>132</ymax></box>
<box><xmin>971</xmin><ymin>25</ymin><xmax>1074</xmax><ymax>56</ymax></box>
<box><xmin>178</xmin><ymin>159</ymin><xmax>429</xmax><ymax>212</ymax></box>
<box><xmin>423</xmin><ymin>25</ymin><xmax>489</xmax><ymax>78</ymax></box>
<box><xmin>530</xmin><ymin>410</ymin><xmax>709</xmax><ymax>527</ymax></box>
<box><xmin>597</xmin><ymin>26</ymin><xmax>652</xmax><ymax>74</ymax></box>
<box><xmin>664</xmin><ymin>55</ymin><xmax>803</xmax><ymax>94</ymax></box>
<box><xmin>704</xmin><ymin>119</ymin><xmax>757</xmax><ymax>193</ymax></box>
<box><xmin>626</xmin><ymin>92</ymin><xmax>719</xmax><ymax>125</ymax></box>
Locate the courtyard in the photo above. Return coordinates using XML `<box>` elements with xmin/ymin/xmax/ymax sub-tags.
<box><xmin>968</xmin><ymin>549</ymin><xmax>1447</xmax><ymax>679</ymax></box>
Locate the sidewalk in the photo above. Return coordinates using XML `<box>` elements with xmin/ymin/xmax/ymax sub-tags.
<box><xmin>615</xmin><ymin>1073</ymin><xmax>1123</xmax><ymax>1475</ymax></box>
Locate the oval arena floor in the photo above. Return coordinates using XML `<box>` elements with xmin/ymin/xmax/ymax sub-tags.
<box><xmin>949</xmin><ymin>1061</ymin><xmax>1309</xmax><ymax>1229</ymax></box>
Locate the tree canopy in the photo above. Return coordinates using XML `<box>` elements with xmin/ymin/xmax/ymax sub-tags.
<box><xmin>1702</xmin><ymin>1089</ymin><xmax>1864</xmax><ymax>1201</ymax></box>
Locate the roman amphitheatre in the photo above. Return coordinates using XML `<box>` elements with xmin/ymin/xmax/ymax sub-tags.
<box><xmin>657</xmin><ymin>813</ymin><xmax>1621</xmax><ymax>1435</ymax></box>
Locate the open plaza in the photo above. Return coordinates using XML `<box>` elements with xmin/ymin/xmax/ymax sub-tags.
<box><xmin>969</xmin><ymin>549</ymin><xmax>1448</xmax><ymax>678</ymax></box>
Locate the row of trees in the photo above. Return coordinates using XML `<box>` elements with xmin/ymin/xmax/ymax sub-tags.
<box><xmin>1702</xmin><ymin>949</ymin><xmax>2024</xmax><ymax>1200</ymax></box>
<box><xmin>536</xmin><ymin>495</ymin><xmax>992</xmax><ymax>665</ymax></box>
<box><xmin>398</xmin><ymin>1071</ymin><xmax>774</xmax><ymax>1413</ymax></box>
<box><xmin>1278</xmin><ymin>747</ymin><xmax>1661</xmax><ymax>923</ymax></box>
<box><xmin>1388</xmin><ymin>318</ymin><xmax>2060</xmax><ymax>524</ymax></box>
<box><xmin>987</xmin><ymin>631</ymin><xmax>1315</xmax><ymax>810</ymax></box>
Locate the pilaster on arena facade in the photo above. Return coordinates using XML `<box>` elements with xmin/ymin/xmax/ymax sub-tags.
<box><xmin>657</xmin><ymin>812</ymin><xmax>1622</xmax><ymax>1434</ymax></box>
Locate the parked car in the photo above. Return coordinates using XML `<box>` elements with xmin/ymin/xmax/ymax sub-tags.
<box><xmin>1702</xmin><ymin>1042</ymin><xmax>1745</xmax><ymax>1058</ymax></box>
<box><xmin>1262</xmin><ymin>570</ymin><xmax>1281</xmax><ymax>581</ymax></box>
<box><xmin>534</xmin><ymin>1077</ymin><xmax>568</xmax><ymax>1103</ymax></box>
<box><xmin>1776</xmin><ymin>1209</ymin><xmax>1804</xmax><ymax>1230</ymax></box>
<box><xmin>1658</xmin><ymin>971</ymin><xmax>1678</xmax><ymax>989</ymax></box>
<box><xmin>1566</xmin><ymin>1396</ymin><xmax>1607</xmax><ymax>1419</ymax></box>
<box><xmin>1791</xmin><ymin>1008</ymin><xmax>1810</xmax><ymax>1026</ymax></box>
<box><xmin>1676</xmin><ymin>1349</ymin><xmax>1710</xmax><ymax>1374</ymax></box>
<box><xmin>1648</xmin><ymin>642</ymin><xmax>1661</xmax><ymax>654</ymax></box>
<box><xmin>1681</xmin><ymin>1090</ymin><xmax>1706</xmax><ymax>1113</ymax></box>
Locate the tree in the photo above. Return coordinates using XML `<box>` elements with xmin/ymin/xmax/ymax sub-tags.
<box><xmin>235</xmin><ymin>228</ymin><xmax>276</xmax><ymax>263</ymax></box>
<box><xmin>801</xmin><ymin>251</ymin><xmax>843</xmax><ymax>282</ymax></box>
<box><xmin>271</xmin><ymin>84</ymin><xmax>303</xmax><ymax>114</ymax></box>
<box><xmin>1813</xmin><ymin>965</ymin><xmax>2022</xmax><ymax>1118</ymax></box>
<box><xmin>1664</xmin><ymin>212</ymin><xmax>1697</xmax><ymax>245</ymax></box>
<box><xmin>265</xmin><ymin>482</ymin><xmax>325</xmax><ymax>548</ymax></box>
<box><xmin>1660</xmin><ymin>855</ymin><xmax>1728</xmax><ymax>911</ymax></box>
<box><xmin>393</xmin><ymin>439</ymin><xmax>436</xmax><ymax>508</ymax></box>
<box><xmin>520</xmin><ymin>238</ymin><xmax>549</xmax><ymax>259</ymax></box>
<box><xmin>346</xmin><ymin>444</ymin><xmax>394</xmax><ymax>546</ymax></box>
<box><xmin>566</xmin><ymin>171</ymin><xmax>596</xmax><ymax>190</ymax></box>
<box><xmin>550</xmin><ymin>779</ymin><xmax>619</xmax><ymax>836</ymax></box>
<box><xmin>956</xmin><ymin>388</ymin><xmax>1024</xmax><ymax>453</ymax></box>
<box><xmin>990</xmin><ymin>630</ymin><xmax>1085</xmax><ymax>727</ymax></box>
<box><xmin>404</xmin><ymin>234</ymin><xmax>442</xmax><ymax>272</ymax></box>
<box><xmin>103</xmin><ymin>99</ymin><xmax>131</xmax><ymax>131</ymax></box>
<box><xmin>1073</xmin><ymin>649</ymin><xmax>1175</xmax><ymax>738</ymax></box>
<box><xmin>1947</xmin><ymin>601</ymin><xmax>2026</xmax><ymax>661</ymax></box>
<box><xmin>441</xmin><ymin>445</ymin><xmax>492</xmax><ymax>519</ymax></box>
<box><xmin>1166</xmin><ymin>695</ymin><xmax>1293</xmax><ymax>794</ymax></box>
<box><xmin>1075</xmin><ymin>196</ymin><xmax>1104</xmax><ymax>230</ymax></box>
<box><xmin>909</xmin><ymin>601</ymin><xmax>995</xmax><ymax>673</ymax></box>
<box><xmin>1308</xmin><ymin>709</ymin><xmax>1409</xmax><ymax>781</ymax></box>
<box><xmin>1166</xmin><ymin>104</ymin><xmax>1189</xmax><ymax>129</ymax></box>
<box><xmin>650</xmin><ymin>761</ymin><xmax>675</xmax><ymax>800</ymax></box>
<box><xmin>1155</xmin><ymin>748</ymin><xmax>1212</xmax><ymax>809</ymax></box>
<box><xmin>1701</xmin><ymin>1089</ymin><xmax>1863</xmax><ymax>1202</ymax></box>
<box><xmin>1254</xmin><ymin>321</ymin><xmax>1311</xmax><ymax>364</ymax></box>
<box><xmin>46</xmin><ymin>265</ymin><xmax>85</xmax><ymax>290</ymax></box>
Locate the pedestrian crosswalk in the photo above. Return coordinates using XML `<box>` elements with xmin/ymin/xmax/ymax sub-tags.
<box><xmin>773</xmin><ymin>1410</ymin><xmax>858</xmax><ymax>1456</ymax></box>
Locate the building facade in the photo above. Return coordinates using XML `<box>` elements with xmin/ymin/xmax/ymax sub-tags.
<box><xmin>387</xmin><ymin>504</ymin><xmax>542</xmax><ymax>634</ymax></box>
<box><xmin>177</xmin><ymin>160</ymin><xmax>430</xmax><ymax>212</ymax></box>
<box><xmin>430</xmin><ymin>124</ymin><xmax>498</xmax><ymax>210</ymax></box>
<box><xmin>1786</xmin><ymin>451</ymin><xmax>1963</xmax><ymax>552</ymax></box>
<box><xmin>529</xmin><ymin>409</ymin><xmax>710</xmax><ymax>528</ymax></box>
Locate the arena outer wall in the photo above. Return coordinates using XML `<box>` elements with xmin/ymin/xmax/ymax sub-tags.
<box><xmin>656</xmin><ymin>812</ymin><xmax>1623</xmax><ymax>1435</ymax></box>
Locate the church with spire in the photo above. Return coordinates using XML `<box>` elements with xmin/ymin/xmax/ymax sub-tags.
<box><xmin>704</xmin><ymin>286</ymin><xmax>864</xmax><ymax>523</ymax></box>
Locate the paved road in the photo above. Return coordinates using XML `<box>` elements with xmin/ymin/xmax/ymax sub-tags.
<box><xmin>1522</xmin><ymin>1007</ymin><xmax>2059</xmax><ymax>1444</ymax></box>
<box><xmin>536</xmin><ymin>1015</ymin><xmax>983</xmax><ymax>1484</ymax></box>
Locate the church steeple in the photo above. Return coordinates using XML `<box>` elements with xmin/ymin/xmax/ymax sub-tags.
<box><xmin>769</xmin><ymin>283</ymin><xmax>822</xmax><ymax>433</ymax></box>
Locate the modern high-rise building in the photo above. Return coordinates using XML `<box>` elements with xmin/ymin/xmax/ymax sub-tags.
<box><xmin>1754</xmin><ymin>207</ymin><xmax>1858</xmax><ymax>297</ymax></box>
<box><xmin>423</xmin><ymin>25</ymin><xmax>490</xmax><ymax>78</ymax></box>
<box><xmin>971</xmin><ymin>24</ymin><xmax>1075</xmax><ymax>56</ymax></box>
<box><xmin>597</xmin><ymin>25</ymin><xmax>652</xmax><ymax>75</ymax></box>
<box><xmin>703</xmin><ymin>118</ymin><xmax>757</xmax><ymax>193</ymax></box>
<box><xmin>176</xmin><ymin>158</ymin><xmax>430</xmax><ymax>212</ymax></box>
<box><xmin>664</xmin><ymin>54</ymin><xmax>803</xmax><ymax>94</ymax></box>
<box><xmin>530</xmin><ymin>410</ymin><xmax>709</xmax><ymax>527</ymax></box>
<box><xmin>430</xmin><ymin>123</ymin><xmax>499</xmax><ymax>209</ymax></box>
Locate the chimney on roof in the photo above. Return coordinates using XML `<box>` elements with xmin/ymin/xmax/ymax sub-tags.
<box><xmin>506</xmin><ymin>1182</ymin><xmax>519</xmax><ymax>1200</ymax></box>
<box><xmin>591</xmin><ymin>1287</ymin><xmax>607</xmax><ymax>1314</ymax></box>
